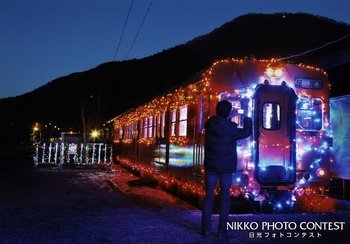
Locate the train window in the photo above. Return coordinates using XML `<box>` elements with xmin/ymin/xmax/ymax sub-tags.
<box><xmin>156</xmin><ymin>115</ymin><xmax>160</xmax><ymax>138</ymax></box>
<box><xmin>137</xmin><ymin>121</ymin><xmax>142</xmax><ymax>138</ymax></box>
<box><xmin>262</xmin><ymin>102</ymin><xmax>281</xmax><ymax>130</ymax></box>
<box><xmin>143</xmin><ymin>118</ymin><xmax>148</xmax><ymax>138</ymax></box>
<box><xmin>296</xmin><ymin>98</ymin><xmax>323</xmax><ymax>131</ymax></box>
<box><xmin>230</xmin><ymin>100</ymin><xmax>244</xmax><ymax>128</ymax></box>
<box><xmin>130</xmin><ymin>125</ymin><xmax>133</xmax><ymax>139</ymax></box>
<box><xmin>118</xmin><ymin>128</ymin><xmax>123</xmax><ymax>140</ymax></box>
<box><xmin>125</xmin><ymin>125</ymin><xmax>130</xmax><ymax>139</ymax></box>
<box><xmin>148</xmin><ymin>116</ymin><xmax>153</xmax><ymax>138</ymax></box>
<box><xmin>161</xmin><ymin>112</ymin><xmax>165</xmax><ymax>138</ymax></box>
<box><xmin>122</xmin><ymin>126</ymin><xmax>126</xmax><ymax>139</ymax></box>
<box><xmin>132</xmin><ymin>122</ymin><xmax>138</xmax><ymax>139</ymax></box>
<box><xmin>170</xmin><ymin>109</ymin><xmax>177</xmax><ymax>136</ymax></box>
<box><xmin>153</xmin><ymin>116</ymin><xmax>157</xmax><ymax>138</ymax></box>
<box><xmin>123</xmin><ymin>126</ymin><xmax>127</xmax><ymax>139</ymax></box>
<box><xmin>179</xmin><ymin>105</ymin><xmax>188</xmax><ymax>136</ymax></box>
<box><xmin>219</xmin><ymin>94</ymin><xmax>245</xmax><ymax>128</ymax></box>
<box><xmin>129</xmin><ymin>125</ymin><xmax>133</xmax><ymax>139</ymax></box>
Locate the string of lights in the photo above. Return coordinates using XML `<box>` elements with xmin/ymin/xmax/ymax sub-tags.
<box><xmin>34</xmin><ymin>143</ymin><xmax>113</xmax><ymax>165</ymax></box>
<box><xmin>279</xmin><ymin>33</ymin><xmax>350</xmax><ymax>61</ymax></box>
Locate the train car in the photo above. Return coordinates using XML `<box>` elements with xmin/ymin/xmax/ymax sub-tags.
<box><xmin>109</xmin><ymin>58</ymin><xmax>333</xmax><ymax>211</ymax></box>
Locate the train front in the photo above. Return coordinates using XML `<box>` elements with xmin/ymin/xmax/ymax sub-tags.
<box><xmin>208</xmin><ymin>59</ymin><xmax>333</xmax><ymax>212</ymax></box>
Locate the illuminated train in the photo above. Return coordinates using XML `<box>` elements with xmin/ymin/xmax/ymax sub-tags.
<box><xmin>110</xmin><ymin>58</ymin><xmax>333</xmax><ymax>211</ymax></box>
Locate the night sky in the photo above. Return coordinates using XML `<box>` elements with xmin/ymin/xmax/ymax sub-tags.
<box><xmin>1</xmin><ymin>0</ymin><xmax>350</xmax><ymax>98</ymax></box>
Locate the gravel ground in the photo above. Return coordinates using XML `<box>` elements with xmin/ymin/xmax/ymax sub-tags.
<box><xmin>0</xmin><ymin>164</ymin><xmax>349</xmax><ymax>244</ymax></box>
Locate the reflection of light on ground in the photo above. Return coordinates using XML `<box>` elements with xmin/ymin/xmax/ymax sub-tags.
<box><xmin>296</xmin><ymin>194</ymin><xmax>337</xmax><ymax>212</ymax></box>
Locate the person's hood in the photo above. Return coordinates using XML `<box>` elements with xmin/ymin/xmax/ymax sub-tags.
<box><xmin>205</xmin><ymin>116</ymin><xmax>231</xmax><ymax>136</ymax></box>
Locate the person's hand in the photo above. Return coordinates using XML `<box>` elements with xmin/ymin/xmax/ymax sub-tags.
<box><xmin>229</xmin><ymin>109</ymin><xmax>239</xmax><ymax>118</ymax></box>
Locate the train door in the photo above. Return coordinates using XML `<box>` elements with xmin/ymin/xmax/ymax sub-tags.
<box><xmin>193</xmin><ymin>97</ymin><xmax>205</xmax><ymax>175</ymax></box>
<box><xmin>253</xmin><ymin>83</ymin><xmax>297</xmax><ymax>186</ymax></box>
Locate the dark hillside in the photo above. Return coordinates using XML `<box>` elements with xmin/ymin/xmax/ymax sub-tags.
<box><xmin>187</xmin><ymin>13</ymin><xmax>350</xmax><ymax>60</ymax></box>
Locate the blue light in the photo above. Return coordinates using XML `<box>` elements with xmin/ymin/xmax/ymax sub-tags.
<box><xmin>259</xmin><ymin>166</ymin><xmax>266</xmax><ymax>171</ymax></box>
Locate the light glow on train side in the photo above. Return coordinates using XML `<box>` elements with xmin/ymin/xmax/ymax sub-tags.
<box><xmin>153</xmin><ymin>144</ymin><xmax>193</xmax><ymax>167</ymax></box>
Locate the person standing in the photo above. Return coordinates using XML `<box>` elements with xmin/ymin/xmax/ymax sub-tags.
<box><xmin>201</xmin><ymin>100</ymin><xmax>252</xmax><ymax>239</ymax></box>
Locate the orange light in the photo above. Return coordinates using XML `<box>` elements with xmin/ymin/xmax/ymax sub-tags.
<box><xmin>317</xmin><ymin>168</ymin><xmax>325</xmax><ymax>177</ymax></box>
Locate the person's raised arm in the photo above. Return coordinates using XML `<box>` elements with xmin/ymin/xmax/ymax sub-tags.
<box><xmin>233</xmin><ymin>116</ymin><xmax>252</xmax><ymax>140</ymax></box>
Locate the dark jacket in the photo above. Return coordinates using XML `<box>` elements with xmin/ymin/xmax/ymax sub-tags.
<box><xmin>204</xmin><ymin>115</ymin><xmax>252</xmax><ymax>174</ymax></box>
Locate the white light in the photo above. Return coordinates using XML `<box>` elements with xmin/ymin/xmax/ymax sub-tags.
<box><xmin>266</xmin><ymin>68</ymin><xmax>274</xmax><ymax>77</ymax></box>
<box><xmin>91</xmin><ymin>130</ymin><xmax>100</xmax><ymax>138</ymax></box>
<box><xmin>317</xmin><ymin>168</ymin><xmax>325</xmax><ymax>177</ymax></box>
<box><xmin>274</xmin><ymin>68</ymin><xmax>283</xmax><ymax>77</ymax></box>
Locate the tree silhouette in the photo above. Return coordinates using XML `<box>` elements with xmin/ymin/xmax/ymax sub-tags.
<box><xmin>79</xmin><ymin>85</ymin><xmax>101</xmax><ymax>144</ymax></box>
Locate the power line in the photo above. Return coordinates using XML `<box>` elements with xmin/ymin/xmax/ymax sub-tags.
<box><xmin>279</xmin><ymin>33</ymin><xmax>350</xmax><ymax>61</ymax></box>
<box><xmin>125</xmin><ymin>0</ymin><xmax>154</xmax><ymax>59</ymax></box>
<box><xmin>113</xmin><ymin>0</ymin><xmax>134</xmax><ymax>61</ymax></box>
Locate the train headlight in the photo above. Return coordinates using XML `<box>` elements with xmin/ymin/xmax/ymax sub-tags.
<box><xmin>265</xmin><ymin>67</ymin><xmax>284</xmax><ymax>78</ymax></box>
<box><xmin>266</xmin><ymin>68</ymin><xmax>275</xmax><ymax>77</ymax></box>
<box><xmin>274</xmin><ymin>68</ymin><xmax>283</xmax><ymax>78</ymax></box>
